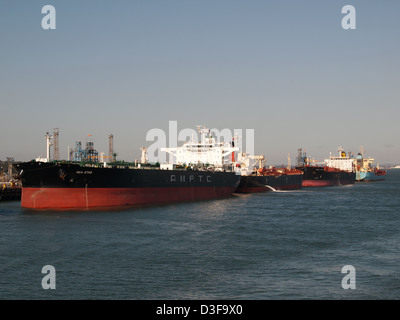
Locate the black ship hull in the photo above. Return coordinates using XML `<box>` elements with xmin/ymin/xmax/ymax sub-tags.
<box><xmin>235</xmin><ymin>173</ymin><xmax>303</xmax><ymax>193</ymax></box>
<box><xmin>16</xmin><ymin>161</ymin><xmax>241</xmax><ymax>209</ymax></box>
<box><xmin>296</xmin><ymin>166</ymin><xmax>355</xmax><ymax>187</ymax></box>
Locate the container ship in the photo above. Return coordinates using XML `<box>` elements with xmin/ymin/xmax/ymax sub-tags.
<box><xmin>16</xmin><ymin>128</ymin><xmax>241</xmax><ymax>209</ymax></box>
<box><xmin>233</xmin><ymin>153</ymin><xmax>303</xmax><ymax>193</ymax></box>
<box><xmin>354</xmin><ymin>152</ymin><xmax>386</xmax><ymax>182</ymax></box>
<box><xmin>295</xmin><ymin>148</ymin><xmax>355</xmax><ymax>187</ymax></box>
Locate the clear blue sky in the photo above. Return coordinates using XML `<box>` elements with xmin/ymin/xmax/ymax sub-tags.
<box><xmin>1</xmin><ymin>0</ymin><xmax>399</xmax><ymax>164</ymax></box>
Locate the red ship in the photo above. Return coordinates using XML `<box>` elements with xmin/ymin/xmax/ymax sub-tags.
<box><xmin>15</xmin><ymin>128</ymin><xmax>241</xmax><ymax>209</ymax></box>
<box><xmin>16</xmin><ymin>161</ymin><xmax>240</xmax><ymax>209</ymax></box>
<box><xmin>295</xmin><ymin>148</ymin><xmax>355</xmax><ymax>187</ymax></box>
<box><xmin>296</xmin><ymin>165</ymin><xmax>355</xmax><ymax>187</ymax></box>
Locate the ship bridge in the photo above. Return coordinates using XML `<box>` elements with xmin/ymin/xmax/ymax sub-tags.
<box><xmin>324</xmin><ymin>146</ymin><xmax>354</xmax><ymax>172</ymax></box>
<box><xmin>161</xmin><ymin>126</ymin><xmax>238</xmax><ymax>167</ymax></box>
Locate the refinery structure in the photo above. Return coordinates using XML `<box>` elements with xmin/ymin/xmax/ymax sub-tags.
<box><xmin>36</xmin><ymin>129</ymin><xmax>119</xmax><ymax>164</ymax></box>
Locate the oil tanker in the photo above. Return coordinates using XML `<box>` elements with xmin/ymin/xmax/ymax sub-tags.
<box><xmin>235</xmin><ymin>167</ymin><xmax>303</xmax><ymax>193</ymax></box>
<box><xmin>354</xmin><ymin>152</ymin><xmax>386</xmax><ymax>182</ymax></box>
<box><xmin>296</xmin><ymin>148</ymin><xmax>355</xmax><ymax>187</ymax></box>
<box><xmin>232</xmin><ymin>153</ymin><xmax>303</xmax><ymax>193</ymax></box>
<box><xmin>16</xmin><ymin>128</ymin><xmax>241</xmax><ymax>209</ymax></box>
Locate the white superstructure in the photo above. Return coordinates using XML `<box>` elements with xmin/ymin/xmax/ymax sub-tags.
<box><xmin>161</xmin><ymin>126</ymin><xmax>239</xmax><ymax>169</ymax></box>
<box><xmin>324</xmin><ymin>146</ymin><xmax>354</xmax><ymax>172</ymax></box>
<box><xmin>234</xmin><ymin>152</ymin><xmax>266</xmax><ymax>175</ymax></box>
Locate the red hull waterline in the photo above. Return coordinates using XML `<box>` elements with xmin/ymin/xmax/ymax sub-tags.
<box><xmin>21</xmin><ymin>187</ymin><xmax>237</xmax><ymax>209</ymax></box>
<box><xmin>302</xmin><ymin>180</ymin><xmax>353</xmax><ymax>187</ymax></box>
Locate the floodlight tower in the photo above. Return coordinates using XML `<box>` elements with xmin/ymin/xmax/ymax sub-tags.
<box><xmin>53</xmin><ymin>128</ymin><xmax>59</xmax><ymax>160</ymax></box>
<box><xmin>109</xmin><ymin>134</ymin><xmax>114</xmax><ymax>161</ymax></box>
<box><xmin>45</xmin><ymin>131</ymin><xmax>53</xmax><ymax>161</ymax></box>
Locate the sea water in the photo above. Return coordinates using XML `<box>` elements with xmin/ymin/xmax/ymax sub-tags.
<box><xmin>1</xmin><ymin>170</ymin><xmax>399</xmax><ymax>299</ymax></box>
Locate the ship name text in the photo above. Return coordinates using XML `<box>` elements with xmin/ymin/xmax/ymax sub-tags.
<box><xmin>170</xmin><ymin>174</ymin><xmax>211</xmax><ymax>183</ymax></box>
<box><xmin>76</xmin><ymin>171</ymin><xmax>93</xmax><ymax>175</ymax></box>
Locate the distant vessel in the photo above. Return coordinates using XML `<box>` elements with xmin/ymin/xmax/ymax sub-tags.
<box><xmin>0</xmin><ymin>184</ymin><xmax>21</xmax><ymax>201</ymax></box>
<box><xmin>234</xmin><ymin>153</ymin><xmax>303</xmax><ymax>193</ymax></box>
<box><xmin>16</xmin><ymin>128</ymin><xmax>241</xmax><ymax>209</ymax></box>
<box><xmin>354</xmin><ymin>153</ymin><xmax>386</xmax><ymax>182</ymax></box>
<box><xmin>296</xmin><ymin>148</ymin><xmax>355</xmax><ymax>187</ymax></box>
<box><xmin>0</xmin><ymin>159</ymin><xmax>21</xmax><ymax>201</ymax></box>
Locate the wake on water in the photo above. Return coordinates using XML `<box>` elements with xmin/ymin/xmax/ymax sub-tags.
<box><xmin>265</xmin><ymin>185</ymin><xmax>311</xmax><ymax>193</ymax></box>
